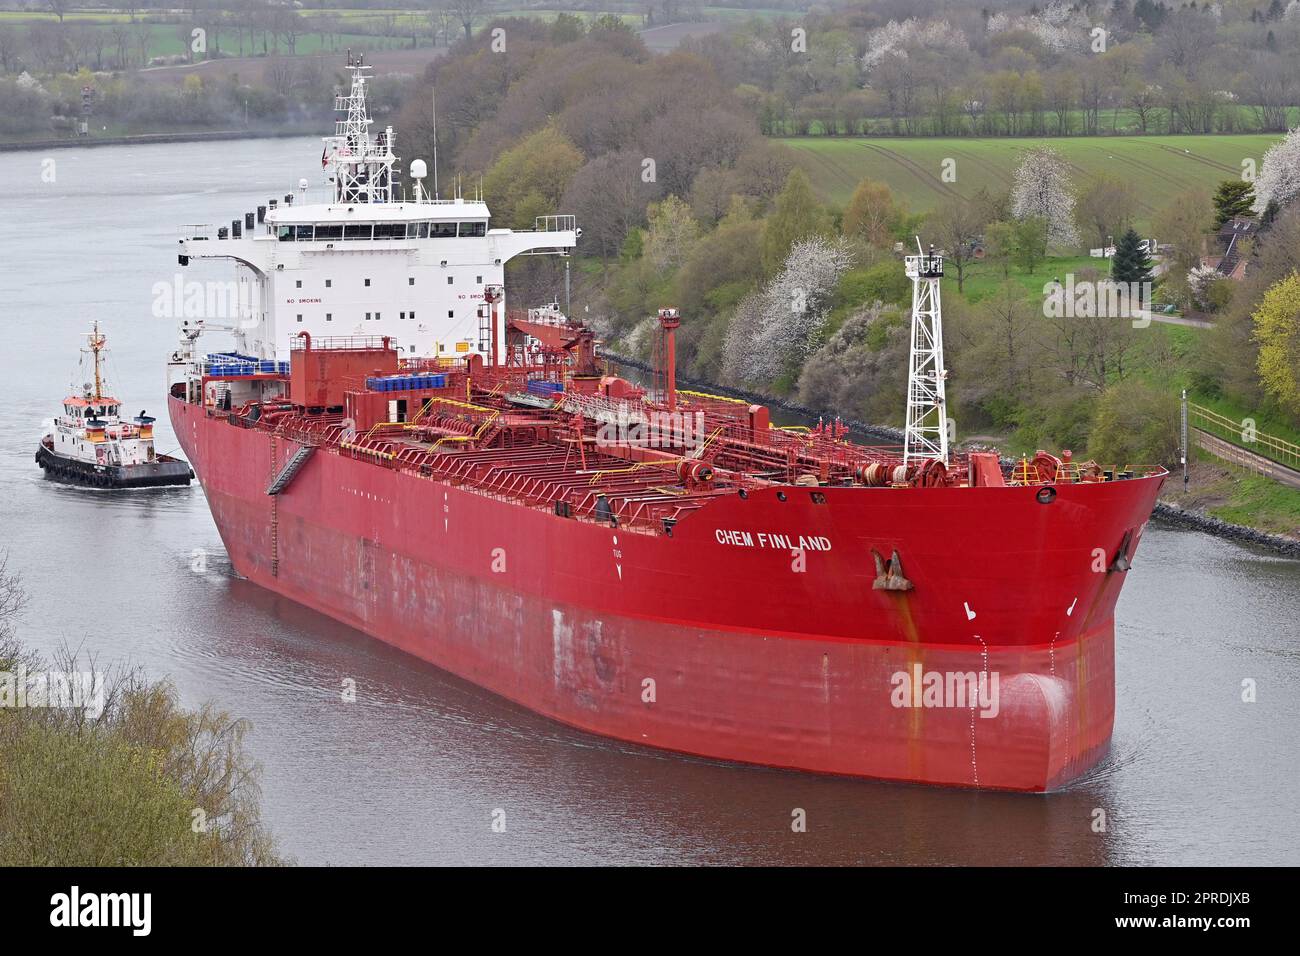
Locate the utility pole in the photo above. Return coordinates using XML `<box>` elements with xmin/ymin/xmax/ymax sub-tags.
<box><xmin>1181</xmin><ymin>388</ymin><xmax>1189</xmax><ymax>492</ymax></box>
<box><xmin>431</xmin><ymin>89</ymin><xmax>439</xmax><ymax>199</ymax></box>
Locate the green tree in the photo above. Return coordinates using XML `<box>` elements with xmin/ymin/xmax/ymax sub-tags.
<box><xmin>1110</xmin><ymin>228</ymin><xmax>1153</xmax><ymax>285</ymax></box>
<box><xmin>1011</xmin><ymin>216</ymin><xmax>1048</xmax><ymax>274</ymax></box>
<box><xmin>643</xmin><ymin>196</ymin><xmax>700</xmax><ymax>273</ymax></box>
<box><xmin>1212</xmin><ymin>179</ymin><xmax>1256</xmax><ymax>228</ymax></box>
<box><xmin>761</xmin><ymin>168</ymin><xmax>830</xmax><ymax>274</ymax></box>
<box><xmin>1088</xmin><ymin>380</ymin><xmax>1180</xmax><ymax>468</ymax></box>
<box><xmin>984</xmin><ymin>221</ymin><xmax>1016</xmax><ymax>278</ymax></box>
<box><xmin>1252</xmin><ymin>272</ymin><xmax>1300</xmax><ymax>417</ymax></box>
<box><xmin>482</xmin><ymin>125</ymin><xmax>584</xmax><ymax>230</ymax></box>
<box><xmin>842</xmin><ymin>177</ymin><xmax>902</xmax><ymax>249</ymax></box>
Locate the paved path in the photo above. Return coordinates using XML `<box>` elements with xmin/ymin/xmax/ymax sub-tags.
<box><xmin>1150</xmin><ymin>313</ymin><xmax>1213</xmax><ymax>329</ymax></box>
<box><xmin>1193</xmin><ymin>428</ymin><xmax>1300</xmax><ymax>489</ymax></box>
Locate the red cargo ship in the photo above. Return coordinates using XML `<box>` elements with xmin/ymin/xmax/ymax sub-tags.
<box><xmin>166</xmin><ymin>56</ymin><xmax>1164</xmax><ymax>790</ymax></box>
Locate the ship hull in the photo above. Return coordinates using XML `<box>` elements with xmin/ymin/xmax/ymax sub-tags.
<box><xmin>171</xmin><ymin>396</ymin><xmax>1164</xmax><ymax>791</ymax></box>
<box><xmin>36</xmin><ymin>443</ymin><xmax>193</xmax><ymax>489</ymax></box>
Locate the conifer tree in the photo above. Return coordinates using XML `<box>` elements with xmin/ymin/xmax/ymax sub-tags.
<box><xmin>1111</xmin><ymin>228</ymin><xmax>1153</xmax><ymax>285</ymax></box>
<box><xmin>1211</xmin><ymin>180</ymin><xmax>1256</xmax><ymax>228</ymax></box>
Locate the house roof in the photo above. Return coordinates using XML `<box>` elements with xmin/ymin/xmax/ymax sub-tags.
<box><xmin>1217</xmin><ymin>216</ymin><xmax>1258</xmax><ymax>240</ymax></box>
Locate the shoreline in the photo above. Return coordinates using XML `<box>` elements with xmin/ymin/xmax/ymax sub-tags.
<box><xmin>598</xmin><ymin>350</ymin><xmax>1300</xmax><ymax>558</ymax></box>
<box><xmin>0</xmin><ymin>128</ymin><xmax>317</xmax><ymax>153</ymax></box>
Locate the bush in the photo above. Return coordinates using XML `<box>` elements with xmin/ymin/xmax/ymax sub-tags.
<box><xmin>1087</xmin><ymin>380</ymin><xmax>1181</xmax><ymax>469</ymax></box>
<box><xmin>1012</xmin><ymin>388</ymin><xmax>1099</xmax><ymax>454</ymax></box>
<box><xmin>835</xmin><ymin>260</ymin><xmax>911</xmax><ymax>311</ymax></box>
<box><xmin>0</xmin><ymin>559</ymin><xmax>284</xmax><ymax>866</ymax></box>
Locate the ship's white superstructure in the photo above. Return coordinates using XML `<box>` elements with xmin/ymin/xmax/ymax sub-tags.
<box><xmin>174</xmin><ymin>53</ymin><xmax>577</xmax><ymax>366</ymax></box>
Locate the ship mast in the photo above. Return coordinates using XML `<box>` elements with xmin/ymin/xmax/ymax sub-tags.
<box><xmin>87</xmin><ymin>320</ymin><xmax>106</xmax><ymax>402</ymax></box>
<box><xmin>323</xmin><ymin>51</ymin><xmax>396</xmax><ymax>204</ymax></box>
<box><xmin>903</xmin><ymin>241</ymin><xmax>948</xmax><ymax>466</ymax></box>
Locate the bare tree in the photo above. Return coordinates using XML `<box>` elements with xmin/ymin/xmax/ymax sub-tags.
<box><xmin>266</xmin><ymin>57</ymin><xmax>297</xmax><ymax>96</ymax></box>
<box><xmin>133</xmin><ymin>22</ymin><xmax>151</xmax><ymax>68</ymax></box>
<box><xmin>110</xmin><ymin>23</ymin><xmax>131</xmax><ymax>70</ymax></box>
<box><xmin>0</xmin><ymin>26</ymin><xmax>23</xmax><ymax>74</ymax></box>
<box><xmin>45</xmin><ymin>0</ymin><xmax>70</xmax><ymax>26</ymax></box>
<box><xmin>930</xmin><ymin>199</ymin><xmax>983</xmax><ymax>293</ymax></box>
<box><xmin>448</xmin><ymin>0</ymin><xmax>485</xmax><ymax>41</ymax></box>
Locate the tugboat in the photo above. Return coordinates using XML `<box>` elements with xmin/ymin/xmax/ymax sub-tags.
<box><xmin>36</xmin><ymin>322</ymin><xmax>193</xmax><ymax>488</ymax></box>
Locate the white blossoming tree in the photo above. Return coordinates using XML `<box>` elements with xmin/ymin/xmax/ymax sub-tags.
<box><xmin>1252</xmin><ymin>126</ymin><xmax>1300</xmax><ymax>215</ymax></box>
<box><xmin>723</xmin><ymin>236</ymin><xmax>856</xmax><ymax>385</ymax></box>
<box><xmin>1187</xmin><ymin>265</ymin><xmax>1224</xmax><ymax>311</ymax></box>
<box><xmin>861</xmin><ymin>18</ymin><xmax>968</xmax><ymax>73</ymax></box>
<box><xmin>1010</xmin><ymin>146</ymin><xmax>1080</xmax><ymax>249</ymax></box>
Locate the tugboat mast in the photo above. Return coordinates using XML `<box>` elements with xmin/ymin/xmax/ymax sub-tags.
<box><xmin>87</xmin><ymin>320</ymin><xmax>106</xmax><ymax>402</ymax></box>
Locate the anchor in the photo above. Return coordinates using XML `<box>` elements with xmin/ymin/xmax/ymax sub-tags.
<box><xmin>872</xmin><ymin>549</ymin><xmax>914</xmax><ymax>591</ymax></box>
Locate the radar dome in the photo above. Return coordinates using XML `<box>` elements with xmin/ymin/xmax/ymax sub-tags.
<box><xmin>410</xmin><ymin>159</ymin><xmax>428</xmax><ymax>180</ymax></box>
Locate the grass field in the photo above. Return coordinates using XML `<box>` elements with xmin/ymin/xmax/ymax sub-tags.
<box><xmin>781</xmin><ymin>134</ymin><xmax>1286</xmax><ymax>229</ymax></box>
<box><xmin>944</xmin><ymin>254</ymin><xmax>1104</xmax><ymax>304</ymax></box>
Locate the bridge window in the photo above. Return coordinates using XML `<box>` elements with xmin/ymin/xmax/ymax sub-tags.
<box><xmin>296</xmin><ymin>225</ymin><xmax>314</xmax><ymax>241</ymax></box>
<box><xmin>406</xmin><ymin>223</ymin><xmax>420</xmax><ymax>239</ymax></box>
<box><xmin>430</xmin><ymin>222</ymin><xmax>456</xmax><ymax>239</ymax></box>
<box><xmin>418</xmin><ymin>223</ymin><xmax>429</xmax><ymax>239</ymax></box>
<box><xmin>277</xmin><ymin>225</ymin><xmax>295</xmax><ymax>241</ymax></box>
<box><xmin>344</xmin><ymin>224</ymin><xmax>372</xmax><ymax>240</ymax></box>
<box><xmin>458</xmin><ymin>222</ymin><xmax>486</xmax><ymax>238</ymax></box>
<box><xmin>374</xmin><ymin>223</ymin><xmax>405</xmax><ymax>240</ymax></box>
<box><xmin>315</xmin><ymin>224</ymin><xmax>343</xmax><ymax>241</ymax></box>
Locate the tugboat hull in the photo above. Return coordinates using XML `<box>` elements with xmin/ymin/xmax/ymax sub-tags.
<box><xmin>35</xmin><ymin>444</ymin><xmax>193</xmax><ymax>488</ymax></box>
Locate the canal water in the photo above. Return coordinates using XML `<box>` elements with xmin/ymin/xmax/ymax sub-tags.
<box><xmin>1</xmin><ymin>138</ymin><xmax>1297</xmax><ymax>865</ymax></box>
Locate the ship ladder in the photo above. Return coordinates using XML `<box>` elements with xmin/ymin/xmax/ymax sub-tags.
<box><xmin>266</xmin><ymin>444</ymin><xmax>316</xmax><ymax>496</ymax></box>
<box><xmin>270</xmin><ymin>495</ymin><xmax>279</xmax><ymax>579</ymax></box>
<box><xmin>269</xmin><ymin>434</ymin><xmax>279</xmax><ymax>578</ymax></box>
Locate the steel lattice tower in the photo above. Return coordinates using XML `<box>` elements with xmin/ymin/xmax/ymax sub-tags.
<box><xmin>903</xmin><ymin>247</ymin><xmax>948</xmax><ymax>466</ymax></box>
<box><xmin>326</xmin><ymin>52</ymin><xmax>395</xmax><ymax>204</ymax></box>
